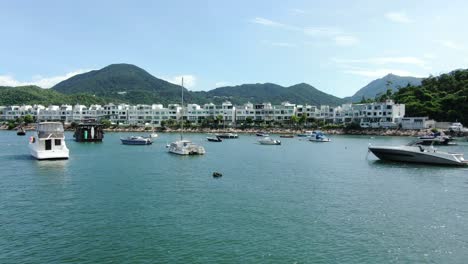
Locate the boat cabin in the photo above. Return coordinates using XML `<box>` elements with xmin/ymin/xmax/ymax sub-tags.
<box><xmin>74</xmin><ymin>123</ymin><xmax>104</xmax><ymax>142</ymax></box>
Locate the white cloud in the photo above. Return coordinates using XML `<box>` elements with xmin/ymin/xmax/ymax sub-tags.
<box><xmin>165</xmin><ymin>75</ymin><xmax>197</xmax><ymax>89</ymax></box>
<box><xmin>0</xmin><ymin>69</ymin><xmax>92</xmax><ymax>88</ymax></box>
<box><xmin>252</xmin><ymin>16</ymin><xmax>359</xmax><ymax>47</ymax></box>
<box><xmin>303</xmin><ymin>27</ymin><xmax>341</xmax><ymax>37</ymax></box>
<box><xmin>215</xmin><ymin>81</ymin><xmax>230</xmax><ymax>87</ymax></box>
<box><xmin>334</xmin><ymin>35</ymin><xmax>359</xmax><ymax>46</ymax></box>
<box><xmin>344</xmin><ymin>69</ymin><xmax>422</xmax><ymax>78</ymax></box>
<box><xmin>385</xmin><ymin>11</ymin><xmax>413</xmax><ymax>23</ymax></box>
<box><xmin>437</xmin><ymin>40</ymin><xmax>464</xmax><ymax>50</ymax></box>
<box><xmin>251</xmin><ymin>17</ymin><xmax>286</xmax><ymax>27</ymax></box>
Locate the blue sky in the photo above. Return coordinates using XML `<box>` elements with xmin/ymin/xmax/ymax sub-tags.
<box><xmin>1</xmin><ymin>0</ymin><xmax>467</xmax><ymax>97</ymax></box>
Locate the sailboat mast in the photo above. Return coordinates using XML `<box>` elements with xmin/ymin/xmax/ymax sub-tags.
<box><xmin>180</xmin><ymin>77</ymin><xmax>184</xmax><ymax>141</ymax></box>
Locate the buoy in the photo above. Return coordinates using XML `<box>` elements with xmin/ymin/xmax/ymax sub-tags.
<box><xmin>213</xmin><ymin>172</ymin><xmax>222</xmax><ymax>178</ymax></box>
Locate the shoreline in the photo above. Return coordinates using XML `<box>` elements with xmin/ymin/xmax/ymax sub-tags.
<box><xmin>2</xmin><ymin>124</ymin><xmax>466</xmax><ymax>137</ymax></box>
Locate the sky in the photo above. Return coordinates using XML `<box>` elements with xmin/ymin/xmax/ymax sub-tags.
<box><xmin>1</xmin><ymin>0</ymin><xmax>468</xmax><ymax>97</ymax></box>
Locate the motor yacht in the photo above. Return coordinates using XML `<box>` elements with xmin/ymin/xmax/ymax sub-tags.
<box><xmin>368</xmin><ymin>143</ymin><xmax>467</xmax><ymax>166</ymax></box>
<box><xmin>29</xmin><ymin>122</ymin><xmax>69</xmax><ymax>160</ymax></box>
<box><xmin>309</xmin><ymin>131</ymin><xmax>331</xmax><ymax>142</ymax></box>
<box><xmin>417</xmin><ymin>132</ymin><xmax>453</xmax><ymax>145</ymax></box>
<box><xmin>168</xmin><ymin>139</ymin><xmax>206</xmax><ymax>155</ymax></box>
<box><xmin>215</xmin><ymin>133</ymin><xmax>238</xmax><ymax>139</ymax></box>
<box><xmin>120</xmin><ymin>136</ymin><xmax>152</xmax><ymax>145</ymax></box>
<box><xmin>207</xmin><ymin>136</ymin><xmax>222</xmax><ymax>142</ymax></box>
<box><xmin>258</xmin><ymin>137</ymin><xmax>281</xmax><ymax>145</ymax></box>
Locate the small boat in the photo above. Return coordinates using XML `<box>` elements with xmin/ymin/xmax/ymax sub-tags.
<box><xmin>216</xmin><ymin>133</ymin><xmax>238</xmax><ymax>139</ymax></box>
<box><xmin>280</xmin><ymin>134</ymin><xmax>294</xmax><ymax>138</ymax></box>
<box><xmin>168</xmin><ymin>78</ymin><xmax>205</xmax><ymax>155</ymax></box>
<box><xmin>309</xmin><ymin>131</ymin><xmax>331</xmax><ymax>142</ymax></box>
<box><xmin>168</xmin><ymin>139</ymin><xmax>206</xmax><ymax>155</ymax></box>
<box><xmin>207</xmin><ymin>136</ymin><xmax>222</xmax><ymax>142</ymax></box>
<box><xmin>258</xmin><ymin>137</ymin><xmax>281</xmax><ymax>145</ymax></box>
<box><xmin>256</xmin><ymin>131</ymin><xmax>269</xmax><ymax>137</ymax></box>
<box><xmin>17</xmin><ymin>127</ymin><xmax>26</xmax><ymax>136</ymax></box>
<box><xmin>297</xmin><ymin>131</ymin><xmax>314</xmax><ymax>137</ymax></box>
<box><xmin>120</xmin><ymin>136</ymin><xmax>152</xmax><ymax>145</ymax></box>
<box><xmin>417</xmin><ymin>132</ymin><xmax>453</xmax><ymax>145</ymax></box>
<box><xmin>213</xmin><ymin>172</ymin><xmax>222</xmax><ymax>178</ymax></box>
<box><xmin>368</xmin><ymin>142</ymin><xmax>468</xmax><ymax>166</ymax></box>
<box><xmin>449</xmin><ymin>122</ymin><xmax>465</xmax><ymax>132</ymax></box>
<box><xmin>29</xmin><ymin>122</ymin><xmax>69</xmax><ymax>160</ymax></box>
<box><xmin>149</xmin><ymin>133</ymin><xmax>159</xmax><ymax>138</ymax></box>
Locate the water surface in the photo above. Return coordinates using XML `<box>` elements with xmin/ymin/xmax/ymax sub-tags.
<box><xmin>0</xmin><ymin>131</ymin><xmax>467</xmax><ymax>263</ymax></box>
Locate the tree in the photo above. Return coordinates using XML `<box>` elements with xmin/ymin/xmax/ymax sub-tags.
<box><xmin>298</xmin><ymin>114</ymin><xmax>307</xmax><ymax>127</ymax></box>
<box><xmin>24</xmin><ymin>114</ymin><xmax>34</xmax><ymax>124</ymax></box>
<box><xmin>290</xmin><ymin>115</ymin><xmax>299</xmax><ymax>128</ymax></box>
<box><xmin>100</xmin><ymin>119</ymin><xmax>112</xmax><ymax>128</ymax></box>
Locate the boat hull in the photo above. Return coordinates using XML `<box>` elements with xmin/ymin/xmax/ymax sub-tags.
<box><xmin>29</xmin><ymin>146</ymin><xmax>69</xmax><ymax>160</ymax></box>
<box><xmin>369</xmin><ymin>146</ymin><xmax>466</xmax><ymax>166</ymax></box>
<box><xmin>121</xmin><ymin>139</ymin><xmax>152</xmax><ymax>145</ymax></box>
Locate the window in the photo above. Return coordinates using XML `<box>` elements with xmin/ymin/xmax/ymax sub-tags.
<box><xmin>55</xmin><ymin>139</ymin><xmax>61</xmax><ymax>146</ymax></box>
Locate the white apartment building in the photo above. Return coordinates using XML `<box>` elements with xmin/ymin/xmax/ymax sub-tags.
<box><xmin>1</xmin><ymin>100</ymin><xmax>407</xmax><ymax>128</ymax></box>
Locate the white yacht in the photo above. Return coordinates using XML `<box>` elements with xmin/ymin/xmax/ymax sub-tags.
<box><xmin>29</xmin><ymin>122</ymin><xmax>69</xmax><ymax>160</ymax></box>
<box><xmin>309</xmin><ymin>131</ymin><xmax>331</xmax><ymax>142</ymax></box>
<box><xmin>368</xmin><ymin>143</ymin><xmax>467</xmax><ymax>166</ymax></box>
<box><xmin>258</xmin><ymin>137</ymin><xmax>281</xmax><ymax>145</ymax></box>
<box><xmin>168</xmin><ymin>78</ymin><xmax>206</xmax><ymax>155</ymax></box>
<box><xmin>168</xmin><ymin>139</ymin><xmax>206</xmax><ymax>155</ymax></box>
<box><xmin>449</xmin><ymin>122</ymin><xmax>465</xmax><ymax>132</ymax></box>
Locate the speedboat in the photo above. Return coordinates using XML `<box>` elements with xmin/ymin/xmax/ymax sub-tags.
<box><xmin>168</xmin><ymin>139</ymin><xmax>206</xmax><ymax>155</ymax></box>
<box><xmin>256</xmin><ymin>131</ymin><xmax>269</xmax><ymax>137</ymax></box>
<box><xmin>207</xmin><ymin>136</ymin><xmax>222</xmax><ymax>142</ymax></box>
<box><xmin>17</xmin><ymin>127</ymin><xmax>26</xmax><ymax>136</ymax></box>
<box><xmin>368</xmin><ymin>143</ymin><xmax>467</xmax><ymax>166</ymax></box>
<box><xmin>29</xmin><ymin>122</ymin><xmax>69</xmax><ymax>160</ymax></box>
<box><xmin>258</xmin><ymin>137</ymin><xmax>281</xmax><ymax>145</ymax></box>
<box><xmin>417</xmin><ymin>132</ymin><xmax>453</xmax><ymax>145</ymax></box>
<box><xmin>297</xmin><ymin>131</ymin><xmax>314</xmax><ymax>137</ymax></box>
<box><xmin>309</xmin><ymin>131</ymin><xmax>331</xmax><ymax>142</ymax></box>
<box><xmin>216</xmin><ymin>133</ymin><xmax>238</xmax><ymax>139</ymax></box>
<box><xmin>149</xmin><ymin>133</ymin><xmax>158</xmax><ymax>138</ymax></box>
<box><xmin>120</xmin><ymin>136</ymin><xmax>152</xmax><ymax>145</ymax></box>
<box><xmin>449</xmin><ymin>122</ymin><xmax>464</xmax><ymax>132</ymax></box>
<box><xmin>280</xmin><ymin>134</ymin><xmax>294</xmax><ymax>138</ymax></box>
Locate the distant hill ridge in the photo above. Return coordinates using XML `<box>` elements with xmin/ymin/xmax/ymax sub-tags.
<box><xmin>1</xmin><ymin>63</ymin><xmax>426</xmax><ymax>107</ymax></box>
<box><xmin>51</xmin><ymin>63</ymin><xmax>345</xmax><ymax>106</ymax></box>
<box><xmin>344</xmin><ymin>73</ymin><xmax>423</xmax><ymax>102</ymax></box>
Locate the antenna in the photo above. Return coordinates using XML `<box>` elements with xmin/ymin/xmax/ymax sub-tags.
<box><xmin>180</xmin><ymin>77</ymin><xmax>184</xmax><ymax>141</ymax></box>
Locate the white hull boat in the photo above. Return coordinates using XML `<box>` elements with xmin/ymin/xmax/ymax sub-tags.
<box><xmin>258</xmin><ymin>137</ymin><xmax>281</xmax><ymax>145</ymax></box>
<box><xmin>29</xmin><ymin>122</ymin><xmax>69</xmax><ymax>160</ymax></box>
<box><xmin>168</xmin><ymin>140</ymin><xmax>206</xmax><ymax>155</ymax></box>
<box><xmin>309</xmin><ymin>131</ymin><xmax>331</xmax><ymax>142</ymax></box>
<box><xmin>368</xmin><ymin>145</ymin><xmax>467</xmax><ymax>166</ymax></box>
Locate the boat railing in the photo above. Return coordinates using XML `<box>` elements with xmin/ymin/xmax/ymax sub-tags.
<box><xmin>38</xmin><ymin>132</ymin><xmax>65</xmax><ymax>139</ymax></box>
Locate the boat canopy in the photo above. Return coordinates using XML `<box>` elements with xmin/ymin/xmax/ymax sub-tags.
<box><xmin>37</xmin><ymin>122</ymin><xmax>64</xmax><ymax>138</ymax></box>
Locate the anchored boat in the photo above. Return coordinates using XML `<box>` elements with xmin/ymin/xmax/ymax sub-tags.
<box><xmin>258</xmin><ymin>137</ymin><xmax>281</xmax><ymax>145</ymax></box>
<box><xmin>29</xmin><ymin>122</ymin><xmax>69</xmax><ymax>160</ymax></box>
<box><xmin>120</xmin><ymin>136</ymin><xmax>152</xmax><ymax>145</ymax></box>
<box><xmin>368</xmin><ymin>143</ymin><xmax>467</xmax><ymax>166</ymax></box>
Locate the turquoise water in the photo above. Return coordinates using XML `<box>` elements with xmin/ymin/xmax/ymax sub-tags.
<box><xmin>1</xmin><ymin>131</ymin><xmax>468</xmax><ymax>263</ymax></box>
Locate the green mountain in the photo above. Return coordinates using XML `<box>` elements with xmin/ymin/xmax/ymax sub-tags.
<box><xmin>345</xmin><ymin>74</ymin><xmax>422</xmax><ymax>102</ymax></box>
<box><xmin>52</xmin><ymin>63</ymin><xmax>344</xmax><ymax>106</ymax></box>
<box><xmin>52</xmin><ymin>63</ymin><xmax>204</xmax><ymax>104</ymax></box>
<box><xmin>0</xmin><ymin>85</ymin><xmax>106</xmax><ymax>106</ymax></box>
<box><xmin>393</xmin><ymin>69</ymin><xmax>468</xmax><ymax>124</ymax></box>
<box><xmin>199</xmin><ymin>82</ymin><xmax>344</xmax><ymax>106</ymax></box>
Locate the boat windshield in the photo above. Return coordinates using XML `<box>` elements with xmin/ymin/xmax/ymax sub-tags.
<box><xmin>37</xmin><ymin>123</ymin><xmax>65</xmax><ymax>138</ymax></box>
